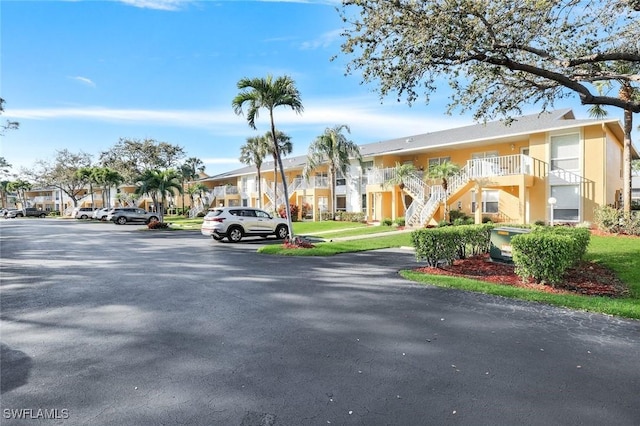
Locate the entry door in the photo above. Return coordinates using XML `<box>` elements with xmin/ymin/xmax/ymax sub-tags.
<box><xmin>521</xmin><ymin>147</ymin><xmax>532</xmax><ymax>174</ymax></box>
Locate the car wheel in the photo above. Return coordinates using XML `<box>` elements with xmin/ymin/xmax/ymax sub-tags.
<box><xmin>211</xmin><ymin>234</ymin><xmax>223</xmax><ymax>241</ymax></box>
<box><xmin>275</xmin><ymin>225</ymin><xmax>289</xmax><ymax>239</ymax></box>
<box><xmin>116</xmin><ymin>216</ymin><xmax>127</xmax><ymax>225</ymax></box>
<box><xmin>147</xmin><ymin>216</ymin><xmax>159</xmax><ymax>224</ymax></box>
<box><xmin>16</xmin><ymin>213</ymin><xmax>23</xmax><ymax>217</ymax></box>
<box><xmin>227</xmin><ymin>226</ymin><xmax>243</xmax><ymax>243</ymax></box>
<box><xmin>80</xmin><ymin>214</ymin><xmax>88</xmax><ymax>219</ymax></box>
<box><xmin>39</xmin><ymin>213</ymin><xmax>46</xmax><ymax>218</ymax></box>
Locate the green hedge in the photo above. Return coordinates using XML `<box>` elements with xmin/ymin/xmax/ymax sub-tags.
<box><xmin>411</xmin><ymin>224</ymin><xmax>494</xmax><ymax>267</ymax></box>
<box><xmin>511</xmin><ymin>227</ymin><xmax>590</xmax><ymax>285</ymax></box>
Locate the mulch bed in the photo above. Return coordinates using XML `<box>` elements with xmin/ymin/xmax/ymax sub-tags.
<box><xmin>413</xmin><ymin>253</ymin><xmax>629</xmax><ymax>297</ymax></box>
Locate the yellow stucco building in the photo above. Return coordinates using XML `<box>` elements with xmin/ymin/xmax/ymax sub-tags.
<box><xmin>197</xmin><ymin>109</ymin><xmax>637</xmax><ymax>226</ymax></box>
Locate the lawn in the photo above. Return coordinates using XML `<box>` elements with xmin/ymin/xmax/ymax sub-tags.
<box><xmin>258</xmin><ymin>223</ymin><xmax>640</xmax><ymax>320</ymax></box>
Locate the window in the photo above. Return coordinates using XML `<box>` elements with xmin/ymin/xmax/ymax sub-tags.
<box><xmin>336</xmin><ymin>196</ymin><xmax>346</xmax><ymax>211</ymax></box>
<box><xmin>428</xmin><ymin>157</ymin><xmax>451</xmax><ymax>169</ymax></box>
<box><xmin>335</xmin><ymin>171</ymin><xmax>346</xmax><ymax>186</ymax></box>
<box><xmin>471</xmin><ymin>190</ymin><xmax>499</xmax><ymax>214</ymax></box>
<box><xmin>550</xmin><ymin>134</ymin><xmax>579</xmax><ymax>171</ymax></box>
<box><xmin>551</xmin><ymin>185</ymin><xmax>580</xmax><ymax>222</ymax></box>
<box><xmin>315</xmin><ymin>172</ymin><xmax>328</xmax><ymax>188</ymax></box>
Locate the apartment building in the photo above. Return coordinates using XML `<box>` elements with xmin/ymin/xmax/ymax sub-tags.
<box><xmin>197</xmin><ymin>109</ymin><xmax>637</xmax><ymax>226</ymax></box>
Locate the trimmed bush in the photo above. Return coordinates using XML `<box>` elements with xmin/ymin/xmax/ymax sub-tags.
<box><xmin>412</xmin><ymin>227</ymin><xmax>459</xmax><ymax>267</ymax></box>
<box><xmin>411</xmin><ymin>224</ymin><xmax>494</xmax><ymax>267</ymax></box>
<box><xmin>381</xmin><ymin>217</ymin><xmax>393</xmax><ymax>226</ymax></box>
<box><xmin>394</xmin><ymin>216</ymin><xmax>406</xmax><ymax>227</ymax></box>
<box><xmin>511</xmin><ymin>227</ymin><xmax>590</xmax><ymax>285</ymax></box>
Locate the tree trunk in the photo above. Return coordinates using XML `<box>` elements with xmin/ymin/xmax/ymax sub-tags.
<box><xmin>330</xmin><ymin>164</ymin><xmax>336</xmax><ymax>219</ymax></box>
<box><xmin>257</xmin><ymin>168</ymin><xmax>262</xmax><ymax>208</ymax></box>
<box><xmin>622</xmin><ymin>108</ymin><xmax>632</xmax><ymax>213</ymax></box>
<box><xmin>270</xmin><ymin>112</ymin><xmax>293</xmax><ymax>239</ymax></box>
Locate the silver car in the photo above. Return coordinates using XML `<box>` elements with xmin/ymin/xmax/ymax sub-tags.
<box><xmin>107</xmin><ymin>208</ymin><xmax>159</xmax><ymax>225</ymax></box>
<box><xmin>201</xmin><ymin>207</ymin><xmax>289</xmax><ymax>242</ymax></box>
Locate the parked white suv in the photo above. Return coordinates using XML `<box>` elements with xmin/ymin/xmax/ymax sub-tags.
<box><xmin>201</xmin><ymin>207</ymin><xmax>289</xmax><ymax>242</ymax></box>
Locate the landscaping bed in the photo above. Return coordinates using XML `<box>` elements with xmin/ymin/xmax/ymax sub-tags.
<box><xmin>413</xmin><ymin>253</ymin><xmax>629</xmax><ymax>297</ymax></box>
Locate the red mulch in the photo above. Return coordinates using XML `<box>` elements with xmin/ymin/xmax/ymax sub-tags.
<box><xmin>413</xmin><ymin>253</ymin><xmax>629</xmax><ymax>297</ymax></box>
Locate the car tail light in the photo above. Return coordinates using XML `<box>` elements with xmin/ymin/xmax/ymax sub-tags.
<box><xmin>206</xmin><ymin>217</ymin><xmax>224</xmax><ymax>222</ymax></box>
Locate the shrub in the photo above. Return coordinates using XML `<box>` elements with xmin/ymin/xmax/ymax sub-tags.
<box><xmin>482</xmin><ymin>216</ymin><xmax>493</xmax><ymax>224</ymax></box>
<box><xmin>622</xmin><ymin>211</ymin><xmax>640</xmax><ymax>236</ymax></box>
<box><xmin>278</xmin><ymin>204</ymin><xmax>299</xmax><ymax>220</ymax></box>
<box><xmin>283</xmin><ymin>236</ymin><xmax>315</xmax><ymax>249</ymax></box>
<box><xmin>412</xmin><ymin>227</ymin><xmax>459</xmax><ymax>267</ymax></box>
<box><xmin>147</xmin><ymin>221</ymin><xmax>170</xmax><ymax>230</ymax></box>
<box><xmin>381</xmin><ymin>217</ymin><xmax>393</xmax><ymax>226</ymax></box>
<box><xmin>448</xmin><ymin>210</ymin><xmax>467</xmax><ymax>222</ymax></box>
<box><xmin>511</xmin><ymin>227</ymin><xmax>590</xmax><ymax>285</ymax></box>
<box><xmin>534</xmin><ymin>220</ymin><xmax>546</xmax><ymax>226</ymax></box>
<box><xmin>594</xmin><ymin>205</ymin><xmax>620</xmax><ymax>233</ymax></box>
<box><xmin>594</xmin><ymin>206</ymin><xmax>640</xmax><ymax>235</ymax></box>
<box><xmin>301</xmin><ymin>202</ymin><xmax>311</xmax><ymax>218</ymax></box>
<box><xmin>394</xmin><ymin>216</ymin><xmax>406</xmax><ymax>227</ymax></box>
<box><xmin>341</xmin><ymin>212</ymin><xmax>366</xmax><ymax>222</ymax></box>
<box><xmin>411</xmin><ymin>224</ymin><xmax>494</xmax><ymax>267</ymax></box>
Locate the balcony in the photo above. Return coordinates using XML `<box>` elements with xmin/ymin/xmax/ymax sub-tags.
<box><xmin>367</xmin><ymin>154</ymin><xmax>539</xmax><ymax>186</ymax></box>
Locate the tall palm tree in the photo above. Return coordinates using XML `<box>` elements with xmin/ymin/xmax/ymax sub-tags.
<box><xmin>383</xmin><ymin>162</ymin><xmax>418</xmax><ymax>213</ymax></box>
<box><xmin>587</xmin><ymin>73</ymin><xmax>638</xmax><ymax>212</ymax></box>
<box><xmin>7</xmin><ymin>179</ymin><xmax>32</xmax><ymax>212</ymax></box>
<box><xmin>427</xmin><ymin>161</ymin><xmax>460</xmax><ymax>222</ymax></box>
<box><xmin>264</xmin><ymin>130</ymin><xmax>292</xmax><ymax>207</ymax></box>
<box><xmin>179</xmin><ymin>157</ymin><xmax>205</xmax><ymax>213</ymax></box>
<box><xmin>102</xmin><ymin>168</ymin><xmax>124</xmax><ymax>208</ymax></box>
<box><xmin>187</xmin><ymin>182</ymin><xmax>208</xmax><ymax>210</ymax></box>
<box><xmin>135</xmin><ymin>169</ymin><xmax>184</xmax><ymax>223</ymax></box>
<box><xmin>304</xmin><ymin>124</ymin><xmax>362</xmax><ymax>219</ymax></box>
<box><xmin>239</xmin><ymin>135</ymin><xmax>268</xmax><ymax>208</ymax></box>
<box><xmin>232</xmin><ymin>74</ymin><xmax>303</xmax><ymax>239</ymax></box>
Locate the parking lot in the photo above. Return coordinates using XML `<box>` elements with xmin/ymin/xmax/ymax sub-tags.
<box><xmin>1</xmin><ymin>219</ymin><xmax>639</xmax><ymax>425</ymax></box>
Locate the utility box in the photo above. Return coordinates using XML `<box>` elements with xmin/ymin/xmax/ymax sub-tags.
<box><xmin>489</xmin><ymin>227</ymin><xmax>531</xmax><ymax>263</ymax></box>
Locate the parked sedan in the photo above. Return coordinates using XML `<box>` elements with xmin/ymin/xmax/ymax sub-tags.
<box><xmin>201</xmin><ymin>207</ymin><xmax>289</xmax><ymax>242</ymax></box>
<box><xmin>92</xmin><ymin>207</ymin><xmax>111</xmax><ymax>221</ymax></box>
<box><xmin>107</xmin><ymin>208</ymin><xmax>159</xmax><ymax>225</ymax></box>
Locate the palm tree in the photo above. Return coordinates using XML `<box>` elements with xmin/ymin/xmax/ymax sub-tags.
<box><xmin>135</xmin><ymin>169</ymin><xmax>184</xmax><ymax>223</ymax></box>
<box><xmin>239</xmin><ymin>135</ymin><xmax>269</xmax><ymax>208</ymax></box>
<box><xmin>304</xmin><ymin>125</ymin><xmax>362</xmax><ymax>219</ymax></box>
<box><xmin>264</xmin><ymin>130</ymin><xmax>292</xmax><ymax>207</ymax></box>
<box><xmin>427</xmin><ymin>161</ymin><xmax>460</xmax><ymax>222</ymax></box>
<box><xmin>7</xmin><ymin>179</ymin><xmax>32</xmax><ymax>212</ymax></box>
<box><xmin>587</xmin><ymin>74</ymin><xmax>638</xmax><ymax>212</ymax></box>
<box><xmin>102</xmin><ymin>168</ymin><xmax>124</xmax><ymax>208</ymax></box>
<box><xmin>187</xmin><ymin>182</ymin><xmax>208</xmax><ymax>210</ymax></box>
<box><xmin>179</xmin><ymin>157</ymin><xmax>205</xmax><ymax>213</ymax></box>
<box><xmin>75</xmin><ymin>167</ymin><xmax>99</xmax><ymax>208</ymax></box>
<box><xmin>383</xmin><ymin>162</ymin><xmax>418</xmax><ymax>213</ymax></box>
<box><xmin>232</xmin><ymin>74</ymin><xmax>304</xmax><ymax>239</ymax></box>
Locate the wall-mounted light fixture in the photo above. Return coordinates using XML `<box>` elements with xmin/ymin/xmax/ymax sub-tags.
<box><xmin>510</xmin><ymin>143</ymin><xmax>515</xmax><ymax>151</ymax></box>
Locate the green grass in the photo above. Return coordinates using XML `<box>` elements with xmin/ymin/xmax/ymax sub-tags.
<box><xmin>164</xmin><ymin>215</ymin><xmax>204</xmax><ymax>229</ymax></box>
<box><xmin>258</xmin><ymin>233</ymin><xmax>412</xmax><ymax>255</ymax></box>
<box><xmin>292</xmin><ymin>220</ymin><xmax>369</xmax><ymax>234</ymax></box>
<box><xmin>259</xmin><ymin>227</ymin><xmax>640</xmax><ymax>320</ymax></box>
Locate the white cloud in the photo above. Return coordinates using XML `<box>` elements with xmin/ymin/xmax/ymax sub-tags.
<box><xmin>7</xmin><ymin>97</ymin><xmax>473</xmax><ymax>143</ymax></box>
<box><xmin>70</xmin><ymin>76</ymin><xmax>96</xmax><ymax>87</ymax></box>
<box><xmin>299</xmin><ymin>29</ymin><xmax>343</xmax><ymax>50</ymax></box>
<box><xmin>117</xmin><ymin>0</ymin><xmax>191</xmax><ymax>11</ymax></box>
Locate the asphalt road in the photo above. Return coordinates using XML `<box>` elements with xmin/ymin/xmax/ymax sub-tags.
<box><xmin>1</xmin><ymin>219</ymin><xmax>639</xmax><ymax>426</ymax></box>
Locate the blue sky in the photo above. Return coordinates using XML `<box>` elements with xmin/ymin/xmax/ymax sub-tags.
<box><xmin>1</xmin><ymin>0</ymin><xmax>637</xmax><ymax>177</ymax></box>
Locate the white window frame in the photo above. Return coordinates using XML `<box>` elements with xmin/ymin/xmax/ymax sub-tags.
<box><xmin>550</xmin><ymin>133</ymin><xmax>580</xmax><ymax>172</ymax></box>
<box><xmin>550</xmin><ymin>184</ymin><xmax>581</xmax><ymax>222</ymax></box>
<box><xmin>471</xmin><ymin>190</ymin><xmax>499</xmax><ymax>214</ymax></box>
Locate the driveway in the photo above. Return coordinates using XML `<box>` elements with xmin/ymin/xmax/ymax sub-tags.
<box><xmin>1</xmin><ymin>219</ymin><xmax>639</xmax><ymax>425</ymax></box>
